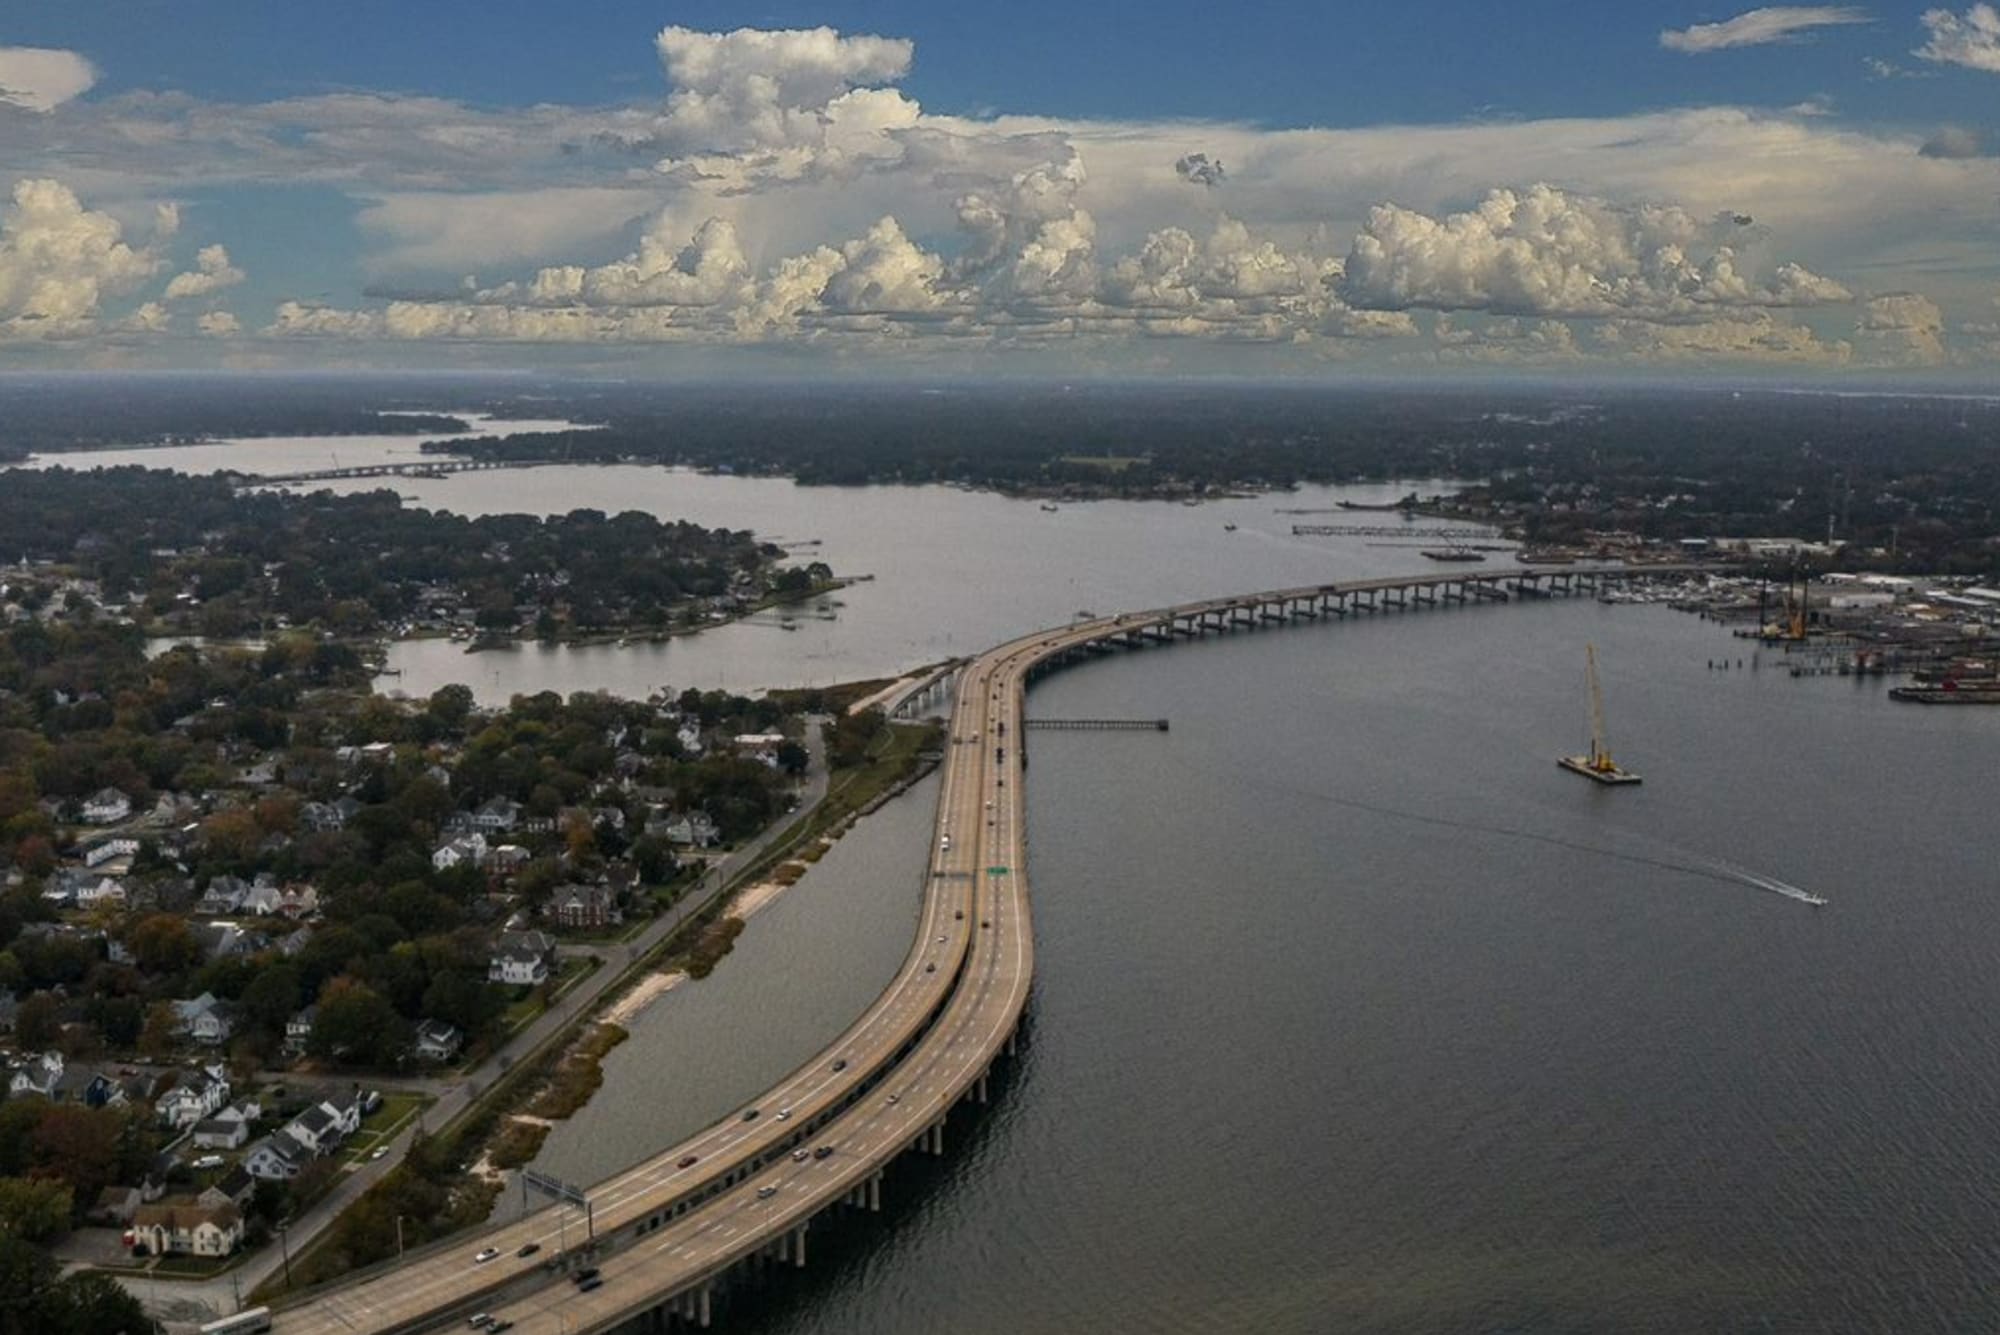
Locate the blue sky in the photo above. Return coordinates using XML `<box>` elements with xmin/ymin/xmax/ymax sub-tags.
<box><xmin>1</xmin><ymin>4</ymin><xmax>1997</xmax><ymax>371</ymax></box>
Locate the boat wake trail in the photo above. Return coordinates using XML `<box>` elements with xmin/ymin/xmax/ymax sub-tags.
<box><xmin>1222</xmin><ymin>766</ymin><xmax>1827</xmax><ymax>908</ymax></box>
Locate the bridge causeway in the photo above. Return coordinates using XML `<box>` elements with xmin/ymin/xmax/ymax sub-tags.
<box><xmin>268</xmin><ymin>562</ymin><xmax>1700</xmax><ymax>1335</ymax></box>
<box><xmin>239</xmin><ymin>458</ymin><xmax>554</xmax><ymax>486</ymax></box>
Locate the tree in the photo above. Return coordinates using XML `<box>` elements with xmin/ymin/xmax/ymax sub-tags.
<box><xmin>309</xmin><ymin>979</ymin><xmax>408</xmax><ymax>1067</ymax></box>
<box><xmin>27</xmin><ymin>1105</ymin><xmax>120</xmax><ymax>1215</ymax></box>
<box><xmin>37</xmin><ymin>1268</ymin><xmax>154</xmax><ymax>1335</ymax></box>
<box><xmin>0</xmin><ymin>1176</ymin><xmax>72</xmax><ymax>1243</ymax></box>
<box><xmin>775</xmin><ymin>739</ymin><xmax>808</xmax><ymax>775</ymax></box>
<box><xmin>240</xmin><ymin>962</ymin><xmax>303</xmax><ymax>1036</ymax></box>
<box><xmin>123</xmin><ymin>914</ymin><xmax>200</xmax><ymax>975</ymax></box>
<box><xmin>137</xmin><ymin>1001</ymin><xmax>178</xmax><ymax>1059</ymax></box>
<box><xmin>13</xmin><ymin>994</ymin><xmax>60</xmax><ymax>1050</ymax></box>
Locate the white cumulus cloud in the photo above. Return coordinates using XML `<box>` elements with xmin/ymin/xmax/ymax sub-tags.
<box><xmin>0</xmin><ymin>177</ymin><xmax>160</xmax><ymax>339</ymax></box>
<box><xmin>1661</xmin><ymin>6</ymin><xmax>1870</xmax><ymax>52</ymax></box>
<box><xmin>650</xmin><ymin>25</ymin><xmax>921</xmax><ymax>191</ymax></box>
<box><xmin>1855</xmin><ymin>291</ymin><xmax>1946</xmax><ymax>363</ymax></box>
<box><xmin>0</xmin><ymin>46</ymin><xmax>97</xmax><ymax>113</ymax></box>
<box><xmin>1916</xmin><ymin>4</ymin><xmax>2000</xmax><ymax>71</ymax></box>
<box><xmin>1338</xmin><ymin>184</ymin><xmax>1850</xmax><ymax>319</ymax></box>
<box><xmin>163</xmin><ymin>243</ymin><xmax>245</xmax><ymax>300</ymax></box>
<box><xmin>196</xmin><ymin>309</ymin><xmax>240</xmax><ymax>337</ymax></box>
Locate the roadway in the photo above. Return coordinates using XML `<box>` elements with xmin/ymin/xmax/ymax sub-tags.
<box><xmin>270</xmin><ymin>563</ymin><xmax>1674</xmax><ymax>1333</ymax></box>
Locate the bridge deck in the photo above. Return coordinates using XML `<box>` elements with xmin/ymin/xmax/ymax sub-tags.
<box><xmin>270</xmin><ymin>562</ymin><xmax>1699</xmax><ymax>1334</ymax></box>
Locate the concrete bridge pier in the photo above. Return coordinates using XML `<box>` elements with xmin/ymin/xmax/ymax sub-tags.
<box><xmin>868</xmin><ymin>1171</ymin><xmax>883</xmax><ymax>1213</ymax></box>
<box><xmin>1413</xmin><ymin>584</ymin><xmax>1437</xmax><ymax>605</ymax></box>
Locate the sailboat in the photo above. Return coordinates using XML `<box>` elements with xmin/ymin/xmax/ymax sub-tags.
<box><xmin>1558</xmin><ymin>644</ymin><xmax>1642</xmax><ymax>785</ymax></box>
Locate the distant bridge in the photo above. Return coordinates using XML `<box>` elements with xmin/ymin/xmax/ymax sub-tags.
<box><xmin>239</xmin><ymin>458</ymin><xmax>554</xmax><ymax>486</ymax></box>
<box><xmin>1292</xmin><ymin>523</ymin><xmax>1502</xmax><ymax>540</ymax></box>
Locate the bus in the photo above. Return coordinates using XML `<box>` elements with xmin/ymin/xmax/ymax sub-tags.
<box><xmin>199</xmin><ymin>1308</ymin><xmax>273</xmax><ymax>1335</ymax></box>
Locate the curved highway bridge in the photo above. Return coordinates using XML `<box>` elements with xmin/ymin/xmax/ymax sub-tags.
<box><xmin>271</xmin><ymin>563</ymin><xmax>1686</xmax><ymax>1334</ymax></box>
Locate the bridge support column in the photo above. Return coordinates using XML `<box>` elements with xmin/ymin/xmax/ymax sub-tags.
<box><xmin>868</xmin><ymin>1172</ymin><xmax>882</xmax><ymax>1212</ymax></box>
<box><xmin>794</xmin><ymin>1225</ymin><xmax>808</xmax><ymax>1268</ymax></box>
<box><xmin>699</xmin><ymin>1283</ymin><xmax>712</xmax><ymax>1328</ymax></box>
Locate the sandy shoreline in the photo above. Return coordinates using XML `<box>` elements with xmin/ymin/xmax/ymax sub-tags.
<box><xmin>602</xmin><ymin>969</ymin><xmax>687</xmax><ymax>1026</ymax></box>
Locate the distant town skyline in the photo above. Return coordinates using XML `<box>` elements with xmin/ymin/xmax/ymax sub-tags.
<box><xmin>2</xmin><ymin>3</ymin><xmax>1998</xmax><ymax>372</ymax></box>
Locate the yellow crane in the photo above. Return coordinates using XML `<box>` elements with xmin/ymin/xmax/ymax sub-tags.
<box><xmin>1559</xmin><ymin>643</ymin><xmax>1642</xmax><ymax>785</ymax></box>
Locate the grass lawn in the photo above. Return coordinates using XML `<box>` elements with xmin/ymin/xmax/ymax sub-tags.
<box><xmin>341</xmin><ymin>1092</ymin><xmax>433</xmax><ymax>1164</ymax></box>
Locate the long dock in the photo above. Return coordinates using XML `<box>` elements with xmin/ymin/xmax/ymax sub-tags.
<box><xmin>269</xmin><ymin>561</ymin><xmax>1702</xmax><ymax>1334</ymax></box>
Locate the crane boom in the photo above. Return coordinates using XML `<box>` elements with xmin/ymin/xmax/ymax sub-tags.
<box><xmin>1586</xmin><ymin>643</ymin><xmax>1611</xmax><ymax>770</ymax></box>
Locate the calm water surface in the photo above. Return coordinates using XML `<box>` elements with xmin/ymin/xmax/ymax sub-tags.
<box><xmin>30</xmin><ymin>431</ymin><xmax>1998</xmax><ymax>1328</ymax></box>
<box><xmin>720</xmin><ymin>599</ymin><xmax>2000</xmax><ymax>1334</ymax></box>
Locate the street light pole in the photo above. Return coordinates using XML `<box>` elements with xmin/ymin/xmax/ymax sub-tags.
<box><xmin>278</xmin><ymin>1220</ymin><xmax>293</xmax><ymax>1287</ymax></box>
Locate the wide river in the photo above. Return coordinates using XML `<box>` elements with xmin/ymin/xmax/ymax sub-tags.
<box><xmin>28</xmin><ymin>435</ymin><xmax>2000</xmax><ymax>1330</ymax></box>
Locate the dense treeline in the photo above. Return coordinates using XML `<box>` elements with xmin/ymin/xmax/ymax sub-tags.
<box><xmin>433</xmin><ymin>382</ymin><xmax>2000</xmax><ymax>574</ymax></box>
<box><xmin>0</xmin><ymin>469</ymin><xmax>778</xmax><ymax>638</ymax></box>
<box><xmin>0</xmin><ymin>373</ymin><xmax>468</xmax><ymax>459</ymax></box>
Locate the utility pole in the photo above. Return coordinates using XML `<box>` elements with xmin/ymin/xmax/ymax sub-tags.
<box><xmin>278</xmin><ymin>1219</ymin><xmax>293</xmax><ymax>1287</ymax></box>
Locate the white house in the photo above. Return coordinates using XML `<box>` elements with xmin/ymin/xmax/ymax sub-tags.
<box><xmin>663</xmin><ymin>810</ymin><xmax>720</xmax><ymax>848</ymax></box>
<box><xmin>282</xmin><ymin>1104</ymin><xmax>343</xmax><ymax>1156</ymax></box>
<box><xmin>487</xmin><ymin>931</ymin><xmax>553</xmax><ymax>987</ymax></box>
<box><xmin>432</xmin><ymin>832</ymin><xmax>488</xmax><ymax>872</ymax></box>
<box><xmin>284</xmin><ymin>1004</ymin><xmax>317</xmax><ymax>1054</ymax></box>
<box><xmin>243</xmin><ymin>1135</ymin><xmax>309</xmax><ymax>1181</ymax></box>
<box><xmin>129</xmin><ymin>1201</ymin><xmax>243</xmax><ymax>1257</ymax></box>
<box><xmin>190</xmin><ymin>1114</ymin><xmax>250</xmax><ymax>1151</ymax></box>
<box><xmin>9</xmin><ymin>1051</ymin><xmax>63</xmax><ymax>1100</ymax></box>
<box><xmin>82</xmin><ymin>837</ymin><xmax>140</xmax><ymax>868</ymax></box>
<box><xmin>156</xmin><ymin>1066</ymin><xmax>231</xmax><ymax>1130</ymax></box>
<box><xmin>413</xmin><ymin>1019</ymin><xmax>463</xmax><ymax>1063</ymax></box>
<box><xmin>75</xmin><ymin>876</ymin><xmax>128</xmax><ymax>908</ymax></box>
<box><xmin>470</xmin><ymin>797</ymin><xmax>521</xmax><ymax>833</ymax></box>
<box><xmin>80</xmin><ymin>787</ymin><xmax>133</xmax><ymax>825</ymax></box>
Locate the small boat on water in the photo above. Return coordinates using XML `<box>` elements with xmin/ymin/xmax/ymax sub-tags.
<box><xmin>1420</xmin><ymin>549</ymin><xmax>1485</xmax><ymax>562</ymax></box>
<box><xmin>1039</xmin><ymin>503</ymin><xmax>1059</xmax><ymax>513</ymax></box>
<box><xmin>1223</xmin><ymin>523</ymin><xmax>1238</xmax><ymax>532</ymax></box>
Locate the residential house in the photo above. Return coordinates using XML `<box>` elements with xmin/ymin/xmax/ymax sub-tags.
<box><xmin>190</xmin><ymin>922</ymin><xmax>257</xmax><ymax>963</ymax></box>
<box><xmin>470</xmin><ymin>797</ymin><xmax>521</xmax><ymax>834</ymax></box>
<box><xmin>91</xmin><ymin>1185</ymin><xmax>144</xmax><ymax>1226</ymax></box>
<box><xmin>549</xmin><ymin>883</ymin><xmax>623</xmax><ymax>931</ymax></box>
<box><xmin>198</xmin><ymin>1166</ymin><xmax>256</xmax><ymax>1211</ymax></box>
<box><xmin>662</xmin><ymin>810</ymin><xmax>720</xmax><ymax>848</ymax></box>
<box><xmin>282</xmin><ymin>1103</ymin><xmax>342</xmax><ymax>1157</ymax></box>
<box><xmin>190</xmin><ymin>1114</ymin><xmax>250</xmax><ymax>1151</ymax></box>
<box><xmin>487</xmin><ymin>843</ymin><xmax>531</xmax><ymax>874</ymax></box>
<box><xmin>176</xmin><ymin>991</ymin><xmax>242</xmax><ymax>1044</ymax></box>
<box><xmin>277</xmin><ymin>883</ymin><xmax>320</xmax><ymax>918</ymax></box>
<box><xmin>243</xmin><ymin>1135</ymin><xmax>309</xmax><ymax>1181</ymax></box>
<box><xmin>299</xmin><ymin>802</ymin><xmax>344</xmax><ymax>833</ymax></box>
<box><xmin>82</xmin><ymin>836</ymin><xmax>139</xmax><ymax>868</ymax></box>
<box><xmin>284</xmin><ymin>1004</ymin><xmax>317</xmax><ymax>1054</ymax></box>
<box><xmin>9</xmin><ymin>1051</ymin><xmax>63</xmax><ymax>1100</ymax></box>
<box><xmin>487</xmin><ymin>932</ymin><xmax>553</xmax><ymax>987</ymax></box>
<box><xmin>156</xmin><ymin>1066</ymin><xmax>230</xmax><ymax>1130</ymax></box>
<box><xmin>413</xmin><ymin>1019</ymin><xmax>463</xmax><ymax>1063</ymax></box>
<box><xmin>74</xmin><ymin>876</ymin><xmax>128</xmax><ymax>908</ymax></box>
<box><xmin>80</xmin><ymin>787</ymin><xmax>132</xmax><ymax>825</ymax></box>
<box><xmin>431</xmin><ymin>832</ymin><xmax>488</xmax><ymax>872</ymax></box>
<box><xmin>675</xmin><ymin>720</ymin><xmax>705</xmax><ymax>756</ymax></box>
<box><xmin>129</xmin><ymin>1201</ymin><xmax>243</xmax><ymax>1257</ymax></box>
